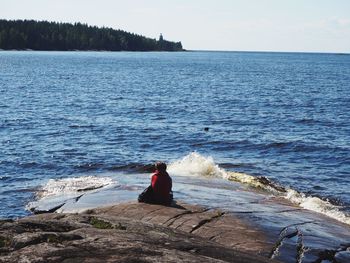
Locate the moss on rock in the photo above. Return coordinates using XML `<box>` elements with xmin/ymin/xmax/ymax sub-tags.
<box><xmin>89</xmin><ymin>217</ymin><xmax>114</xmax><ymax>229</ymax></box>
<box><xmin>0</xmin><ymin>235</ymin><xmax>11</xmax><ymax>248</ymax></box>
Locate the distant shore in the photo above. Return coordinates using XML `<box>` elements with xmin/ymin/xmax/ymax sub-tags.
<box><xmin>0</xmin><ymin>48</ymin><xmax>187</xmax><ymax>52</ymax></box>
<box><xmin>0</xmin><ymin>19</ymin><xmax>184</xmax><ymax>52</ymax></box>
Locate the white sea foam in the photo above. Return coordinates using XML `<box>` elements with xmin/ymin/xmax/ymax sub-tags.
<box><xmin>228</xmin><ymin>170</ymin><xmax>350</xmax><ymax>225</ymax></box>
<box><xmin>35</xmin><ymin>176</ymin><xmax>115</xmax><ymax>199</ymax></box>
<box><xmin>168</xmin><ymin>152</ymin><xmax>277</xmax><ymax>191</ymax></box>
<box><xmin>169</xmin><ymin>152</ymin><xmax>350</xmax><ymax>225</ymax></box>
<box><xmin>285</xmin><ymin>189</ymin><xmax>350</xmax><ymax>225</ymax></box>
<box><xmin>168</xmin><ymin>152</ymin><xmax>226</xmax><ymax>178</ymax></box>
<box><xmin>26</xmin><ymin>175</ymin><xmax>116</xmax><ymax>212</ymax></box>
<box><xmin>226</xmin><ymin>171</ymin><xmax>278</xmax><ymax>192</ymax></box>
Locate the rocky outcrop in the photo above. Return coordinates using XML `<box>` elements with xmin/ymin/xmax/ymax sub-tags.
<box><xmin>93</xmin><ymin>201</ymin><xmax>350</xmax><ymax>263</ymax></box>
<box><xmin>94</xmin><ymin>202</ymin><xmax>274</xmax><ymax>258</ymax></box>
<box><xmin>0</xmin><ymin>203</ymin><xmax>273</xmax><ymax>263</ymax></box>
<box><xmin>2</xmin><ymin>201</ymin><xmax>350</xmax><ymax>262</ymax></box>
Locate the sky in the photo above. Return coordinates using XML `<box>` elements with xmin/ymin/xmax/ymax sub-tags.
<box><xmin>1</xmin><ymin>0</ymin><xmax>350</xmax><ymax>53</ymax></box>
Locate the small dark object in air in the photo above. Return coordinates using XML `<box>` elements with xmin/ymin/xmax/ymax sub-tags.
<box><xmin>204</xmin><ymin>127</ymin><xmax>209</xmax><ymax>131</ymax></box>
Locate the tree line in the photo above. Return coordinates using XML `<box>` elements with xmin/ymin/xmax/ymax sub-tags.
<box><xmin>0</xmin><ymin>19</ymin><xmax>183</xmax><ymax>51</ymax></box>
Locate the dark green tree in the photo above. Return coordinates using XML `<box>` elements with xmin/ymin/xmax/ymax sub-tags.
<box><xmin>0</xmin><ymin>19</ymin><xmax>184</xmax><ymax>51</ymax></box>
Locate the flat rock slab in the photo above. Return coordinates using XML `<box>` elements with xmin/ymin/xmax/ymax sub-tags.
<box><xmin>2</xmin><ymin>201</ymin><xmax>350</xmax><ymax>262</ymax></box>
<box><xmin>95</xmin><ymin>202</ymin><xmax>274</xmax><ymax>257</ymax></box>
<box><xmin>26</xmin><ymin>173</ymin><xmax>350</xmax><ymax>262</ymax></box>
<box><xmin>0</xmin><ymin>207</ymin><xmax>273</xmax><ymax>263</ymax></box>
<box><xmin>93</xmin><ymin>201</ymin><xmax>350</xmax><ymax>263</ymax></box>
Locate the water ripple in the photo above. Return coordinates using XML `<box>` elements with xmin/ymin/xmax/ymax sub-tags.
<box><xmin>0</xmin><ymin>51</ymin><xmax>349</xmax><ymax>218</ymax></box>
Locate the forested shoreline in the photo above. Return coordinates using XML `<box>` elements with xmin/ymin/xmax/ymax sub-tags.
<box><xmin>0</xmin><ymin>19</ymin><xmax>183</xmax><ymax>51</ymax></box>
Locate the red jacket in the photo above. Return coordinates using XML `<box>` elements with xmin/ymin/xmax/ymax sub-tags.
<box><xmin>151</xmin><ymin>170</ymin><xmax>172</xmax><ymax>204</ymax></box>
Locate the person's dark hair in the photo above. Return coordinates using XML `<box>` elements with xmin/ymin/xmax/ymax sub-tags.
<box><xmin>155</xmin><ymin>162</ymin><xmax>167</xmax><ymax>172</ymax></box>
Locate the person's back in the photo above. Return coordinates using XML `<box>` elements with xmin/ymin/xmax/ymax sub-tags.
<box><xmin>151</xmin><ymin>169</ymin><xmax>172</xmax><ymax>205</ymax></box>
<box><xmin>138</xmin><ymin>161</ymin><xmax>173</xmax><ymax>205</ymax></box>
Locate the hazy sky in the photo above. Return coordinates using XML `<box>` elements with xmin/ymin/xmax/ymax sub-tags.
<box><xmin>1</xmin><ymin>0</ymin><xmax>350</xmax><ymax>52</ymax></box>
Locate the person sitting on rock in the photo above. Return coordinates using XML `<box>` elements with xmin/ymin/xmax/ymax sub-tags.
<box><xmin>138</xmin><ymin>162</ymin><xmax>173</xmax><ymax>206</ymax></box>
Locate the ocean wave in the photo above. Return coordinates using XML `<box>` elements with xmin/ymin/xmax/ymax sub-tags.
<box><xmin>107</xmin><ymin>163</ymin><xmax>155</xmax><ymax>173</ymax></box>
<box><xmin>75</xmin><ymin>163</ymin><xmax>104</xmax><ymax>171</ymax></box>
<box><xmin>168</xmin><ymin>152</ymin><xmax>226</xmax><ymax>178</ymax></box>
<box><xmin>34</xmin><ymin>175</ymin><xmax>115</xmax><ymax>199</ymax></box>
<box><xmin>228</xmin><ymin>171</ymin><xmax>350</xmax><ymax>224</ymax></box>
<box><xmin>285</xmin><ymin>189</ymin><xmax>350</xmax><ymax>225</ymax></box>
<box><xmin>204</xmin><ymin>139</ymin><xmax>347</xmax><ymax>155</ymax></box>
<box><xmin>0</xmin><ymin>176</ymin><xmax>10</xmax><ymax>181</ymax></box>
<box><xmin>169</xmin><ymin>152</ymin><xmax>350</xmax><ymax>225</ymax></box>
<box><xmin>68</xmin><ymin>124</ymin><xmax>97</xmax><ymax>129</ymax></box>
<box><xmin>26</xmin><ymin>176</ymin><xmax>116</xmax><ymax>213</ymax></box>
<box><xmin>226</xmin><ymin>172</ymin><xmax>286</xmax><ymax>193</ymax></box>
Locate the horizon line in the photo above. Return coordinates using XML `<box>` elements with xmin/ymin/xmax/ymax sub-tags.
<box><xmin>1</xmin><ymin>49</ymin><xmax>349</xmax><ymax>55</ymax></box>
<box><xmin>189</xmin><ymin>49</ymin><xmax>350</xmax><ymax>55</ymax></box>
<box><xmin>1</xmin><ymin>19</ymin><xmax>348</xmax><ymax>55</ymax></box>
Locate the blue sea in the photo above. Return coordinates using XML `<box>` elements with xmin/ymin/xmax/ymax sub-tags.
<box><xmin>0</xmin><ymin>51</ymin><xmax>349</xmax><ymax>221</ymax></box>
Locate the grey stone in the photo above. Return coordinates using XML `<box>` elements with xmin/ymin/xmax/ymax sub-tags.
<box><xmin>0</xmin><ymin>203</ymin><xmax>272</xmax><ymax>263</ymax></box>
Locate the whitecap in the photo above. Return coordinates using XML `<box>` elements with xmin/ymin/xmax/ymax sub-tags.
<box><xmin>169</xmin><ymin>152</ymin><xmax>350</xmax><ymax>225</ymax></box>
<box><xmin>168</xmin><ymin>152</ymin><xmax>226</xmax><ymax>178</ymax></box>
<box><xmin>36</xmin><ymin>175</ymin><xmax>115</xmax><ymax>199</ymax></box>
<box><xmin>26</xmin><ymin>175</ymin><xmax>116</xmax><ymax>212</ymax></box>
<box><xmin>285</xmin><ymin>189</ymin><xmax>350</xmax><ymax>225</ymax></box>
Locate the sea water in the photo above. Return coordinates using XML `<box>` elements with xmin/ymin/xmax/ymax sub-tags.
<box><xmin>0</xmin><ymin>51</ymin><xmax>349</xmax><ymax>222</ymax></box>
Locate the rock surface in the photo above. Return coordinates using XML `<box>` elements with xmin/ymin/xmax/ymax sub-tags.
<box><xmin>3</xmin><ymin>200</ymin><xmax>350</xmax><ymax>262</ymax></box>
<box><xmin>0</xmin><ymin>202</ymin><xmax>274</xmax><ymax>263</ymax></box>
<box><xmin>20</xmin><ymin>174</ymin><xmax>350</xmax><ymax>263</ymax></box>
<box><xmin>93</xmin><ymin>201</ymin><xmax>350</xmax><ymax>263</ymax></box>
